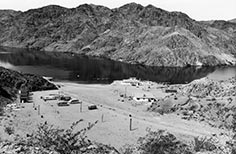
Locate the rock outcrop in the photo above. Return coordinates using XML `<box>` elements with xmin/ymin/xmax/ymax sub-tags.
<box><xmin>0</xmin><ymin>3</ymin><xmax>236</xmax><ymax>67</ymax></box>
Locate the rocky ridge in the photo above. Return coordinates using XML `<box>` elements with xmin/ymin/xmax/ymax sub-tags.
<box><xmin>0</xmin><ymin>3</ymin><xmax>236</xmax><ymax>67</ymax></box>
<box><xmin>0</xmin><ymin>66</ymin><xmax>57</xmax><ymax>109</ymax></box>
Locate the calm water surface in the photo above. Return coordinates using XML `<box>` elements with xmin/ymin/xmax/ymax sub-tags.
<box><xmin>0</xmin><ymin>47</ymin><xmax>235</xmax><ymax>84</ymax></box>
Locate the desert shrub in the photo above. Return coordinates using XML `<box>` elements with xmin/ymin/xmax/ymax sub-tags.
<box><xmin>120</xmin><ymin>144</ymin><xmax>138</xmax><ymax>154</ymax></box>
<box><xmin>148</xmin><ymin>101</ymin><xmax>174</xmax><ymax>115</ymax></box>
<box><xmin>0</xmin><ymin>120</ymin><xmax>119</xmax><ymax>154</ymax></box>
<box><xmin>4</xmin><ymin>126</ymin><xmax>14</xmax><ymax>135</ymax></box>
<box><xmin>24</xmin><ymin>120</ymin><xmax>99</xmax><ymax>154</ymax></box>
<box><xmin>84</xmin><ymin>143</ymin><xmax>120</xmax><ymax>154</ymax></box>
<box><xmin>136</xmin><ymin>129</ymin><xmax>192</xmax><ymax>154</ymax></box>
<box><xmin>191</xmin><ymin>136</ymin><xmax>217</xmax><ymax>152</ymax></box>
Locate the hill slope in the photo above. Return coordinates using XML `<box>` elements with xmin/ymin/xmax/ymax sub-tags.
<box><xmin>0</xmin><ymin>3</ymin><xmax>236</xmax><ymax>67</ymax></box>
<box><xmin>0</xmin><ymin>66</ymin><xmax>57</xmax><ymax>110</ymax></box>
<box><xmin>229</xmin><ymin>18</ymin><xmax>236</xmax><ymax>23</ymax></box>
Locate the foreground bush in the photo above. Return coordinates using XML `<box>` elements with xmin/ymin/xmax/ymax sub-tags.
<box><xmin>138</xmin><ymin>130</ymin><xmax>192</xmax><ymax>154</ymax></box>
<box><xmin>122</xmin><ymin>129</ymin><xmax>192</xmax><ymax>154</ymax></box>
<box><xmin>0</xmin><ymin>120</ymin><xmax>119</xmax><ymax>154</ymax></box>
<box><xmin>121</xmin><ymin>129</ymin><xmax>233</xmax><ymax>154</ymax></box>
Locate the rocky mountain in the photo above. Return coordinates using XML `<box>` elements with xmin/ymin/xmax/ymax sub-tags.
<box><xmin>0</xmin><ymin>3</ymin><xmax>236</xmax><ymax>67</ymax></box>
<box><xmin>201</xmin><ymin>20</ymin><xmax>236</xmax><ymax>32</ymax></box>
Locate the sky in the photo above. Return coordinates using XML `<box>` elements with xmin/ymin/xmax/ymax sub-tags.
<box><xmin>0</xmin><ymin>0</ymin><xmax>235</xmax><ymax>21</ymax></box>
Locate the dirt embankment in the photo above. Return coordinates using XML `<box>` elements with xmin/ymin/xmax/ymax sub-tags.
<box><xmin>149</xmin><ymin>77</ymin><xmax>236</xmax><ymax>130</ymax></box>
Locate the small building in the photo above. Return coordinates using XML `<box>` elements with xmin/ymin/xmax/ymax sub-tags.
<box><xmin>122</xmin><ymin>78</ymin><xmax>142</xmax><ymax>86</ymax></box>
<box><xmin>133</xmin><ymin>97</ymin><xmax>156</xmax><ymax>102</ymax></box>
<box><xmin>19</xmin><ymin>89</ymin><xmax>29</xmax><ymax>103</ymax></box>
<box><xmin>133</xmin><ymin>93</ymin><xmax>156</xmax><ymax>103</ymax></box>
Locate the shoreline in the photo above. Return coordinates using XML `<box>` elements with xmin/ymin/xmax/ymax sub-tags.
<box><xmin>1</xmin><ymin>46</ymin><xmax>236</xmax><ymax>68</ymax></box>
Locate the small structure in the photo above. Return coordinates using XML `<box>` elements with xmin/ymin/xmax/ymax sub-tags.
<box><xmin>20</xmin><ymin>89</ymin><xmax>29</xmax><ymax>103</ymax></box>
<box><xmin>122</xmin><ymin>78</ymin><xmax>142</xmax><ymax>86</ymax></box>
<box><xmin>133</xmin><ymin>97</ymin><xmax>156</xmax><ymax>103</ymax></box>
<box><xmin>133</xmin><ymin>93</ymin><xmax>156</xmax><ymax>103</ymax></box>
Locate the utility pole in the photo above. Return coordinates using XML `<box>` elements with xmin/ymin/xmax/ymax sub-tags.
<box><xmin>38</xmin><ymin>105</ymin><xmax>40</xmax><ymax>115</ymax></box>
<box><xmin>80</xmin><ymin>102</ymin><xmax>82</xmax><ymax>112</ymax></box>
<box><xmin>101</xmin><ymin>114</ymin><xmax>104</xmax><ymax>122</ymax></box>
<box><xmin>129</xmin><ymin>114</ymin><xmax>132</xmax><ymax>131</ymax></box>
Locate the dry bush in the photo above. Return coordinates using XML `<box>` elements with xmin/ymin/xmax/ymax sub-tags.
<box><xmin>33</xmin><ymin>120</ymin><xmax>97</xmax><ymax>153</ymax></box>
<box><xmin>16</xmin><ymin>120</ymin><xmax>100</xmax><ymax>154</ymax></box>
<box><xmin>191</xmin><ymin>136</ymin><xmax>217</xmax><ymax>152</ymax></box>
<box><xmin>0</xmin><ymin>120</ymin><xmax>119</xmax><ymax>154</ymax></box>
<box><xmin>120</xmin><ymin>144</ymin><xmax>138</xmax><ymax>154</ymax></box>
<box><xmin>121</xmin><ymin>129</ymin><xmax>227</xmax><ymax>154</ymax></box>
<box><xmin>4</xmin><ymin>126</ymin><xmax>14</xmax><ymax>135</ymax></box>
<box><xmin>133</xmin><ymin>129</ymin><xmax>192</xmax><ymax>154</ymax></box>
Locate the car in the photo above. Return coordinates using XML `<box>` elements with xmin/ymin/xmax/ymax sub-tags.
<box><xmin>88</xmin><ymin>104</ymin><xmax>97</xmax><ymax>110</ymax></box>
<box><xmin>41</xmin><ymin>96</ymin><xmax>57</xmax><ymax>101</ymax></box>
<box><xmin>49</xmin><ymin>94</ymin><xmax>61</xmax><ymax>99</ymax></box>
<box><xmin>60</xmin><ymin>96</ymin><xmax>71</xmax><ymax>101</ymax></box>
<box><xmin>57</xmin><ymin>101</ymin><xmax>70</xmax><ymax>106</ymax></box>
<box><xmin>68</xmin><ymin>99</ymin><xmax>82</xmax><ymax>104</ymax></box>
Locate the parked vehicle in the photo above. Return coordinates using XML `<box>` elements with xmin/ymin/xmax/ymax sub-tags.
<box><xmin>57</xmin><ymin>101</ymin><xmax>70</xmax><ymax>106</ymax></box>
<box><xmin>88</xmin><ymin>105</ymin><xmax>97</xmax><ymax>110</ymax></box>
<box><xmin>60</xmin><ymin>96</ymin><xmax>71</xmax><ymax>101</ymax></box>
<box><xmin>68</xmin><ymin>99</ymin><xmax>82</xmax><ymax>104</ymax></box>
<box><xmin>49</xmin><ymin>94</ymin><xmax>61</xmax><ymax>99</ymax></box>
<box><xmin>41</xmin><ymin>95</ymin><xmax>57</xmax><ymax>101</ymax></box>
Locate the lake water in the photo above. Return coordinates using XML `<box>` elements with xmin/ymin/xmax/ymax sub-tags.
<box><xmin>0</xmin><ymin>47</ymin><xmax>235</xmax><ymax>84</ymax></box>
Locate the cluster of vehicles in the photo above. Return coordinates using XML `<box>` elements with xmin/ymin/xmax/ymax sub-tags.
<box><xmin>40</xmin><ymin>94</ymin><xmax>82</xmax><ymax>107</ymax></box>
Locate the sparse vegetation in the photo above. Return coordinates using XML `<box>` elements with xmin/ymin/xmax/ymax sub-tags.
<box><xmin>137</xmin><ymin>130</ymin><xmax>192</xmax><ymax>154</ymax></box>
<box><xmin>24</xmin><ymin>120</ymin><xmax>96</xmax><ymax>153</ymax></box>
<box><xmin>0</xmin><ymin>120</ymin><xmax>119</xmax><ymax>154</ymax></box>
<box><xmin>121</xmin><ymin>129</ymin><xmax>234</xmax><ymax>154</ymax></box>
<box><xmin>122</xmin><ymin>129</ymin><xmax>192</xmax><ymax>154</ymax></box>
<box><xmin>4</xmin><ymin>126</ymin><xmax>14</xmax><ymax>135</ymax></box>
<box><xmin>191</xmin><ymin>136</ymin><xmax>217</xmax><ymax>152</ymax></box>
